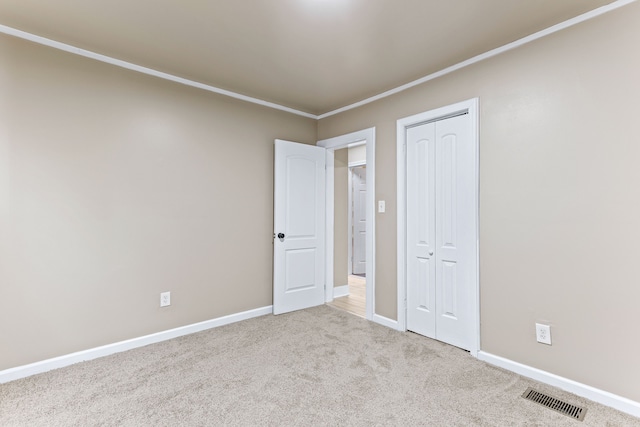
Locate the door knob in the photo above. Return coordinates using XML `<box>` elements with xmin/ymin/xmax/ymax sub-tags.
<box><xmin>429</xmin><ymin>250</ymin><xmax>434</xmax><ymax>256</ymax></box>
<box><xmin>277</xmin><ymin>233</ymin><xmax>285</xmax><ymax>239</ymax></box>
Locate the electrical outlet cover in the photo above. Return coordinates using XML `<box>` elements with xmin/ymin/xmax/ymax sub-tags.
<box><xmin>160</xmin><ymin>291</ymin><xmax>171</xmax><ymax>307</ymax></box>
<box><xmin>536</xmin><ymin>323</ymin><xmax>551</xmax><ymax>345</ymax></box>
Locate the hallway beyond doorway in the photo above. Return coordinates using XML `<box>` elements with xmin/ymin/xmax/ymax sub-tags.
<box><xmin>328</xmin><ymin>275</ymin><xmax>365</xmax><ymax>318</ymax></box>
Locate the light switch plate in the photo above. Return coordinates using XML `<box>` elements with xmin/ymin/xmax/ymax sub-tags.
<box><xmin>378</xmin><ymin>200</ymin><xmax>386</xmax><ymax>213</ymax></box>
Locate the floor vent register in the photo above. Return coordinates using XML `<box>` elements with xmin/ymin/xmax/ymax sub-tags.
<box><xmin>522</xmin><ymin>387</ymin><xmax>587</xmax><ymax>421</ymax></box>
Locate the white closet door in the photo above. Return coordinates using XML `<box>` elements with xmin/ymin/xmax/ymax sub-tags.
<box><xmin>406</xmin><ymin>113</ymin><xmax>475</xmax><ymax>351</ymax></box>
<box><xmin>406</xmin><ymin>122</ymin><xmax>437</xmax><ymax>338</ymax></box>
<box><xmin>433</xmin><ymin>114</ymin><xmax>475</xmax><ymax>350</ymax></box>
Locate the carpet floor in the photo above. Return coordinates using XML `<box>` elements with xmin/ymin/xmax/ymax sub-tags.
<box><xmin>1</xmin><ymin>305</ymin><xmax>638</xmax><ymax>426</ymax></box>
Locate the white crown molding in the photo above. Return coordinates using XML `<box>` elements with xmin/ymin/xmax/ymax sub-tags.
<box><xmin>0</xmin><ymin>305</ymin><xmax>273</xmax><ymax>384</ymax></box>
<box><xmin>0</xmin><ymin>0</ymin><xmax>636</xmax><ymax>120</ymax></box>
<box><xmin>0</xmin><ymin>24</ymin><xmax>317</xmax><ymax>120</ymax></box>
<box><xmin>317</xmin><ymin>0</ymin><xmax>638</xmax><ymax>119</ymax></box>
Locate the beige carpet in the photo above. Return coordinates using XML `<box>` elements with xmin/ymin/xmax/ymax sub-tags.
<box><xmin>1</xmin><ymin>305</ymin><xmax>638</xmax><ymax>426</ymax></box>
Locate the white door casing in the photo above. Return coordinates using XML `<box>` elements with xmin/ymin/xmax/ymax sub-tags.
<box><xmin>352</xmin><ymin>166</ymin><xmax>367</xmax><ymax>275</ymax></box>
<box><xmin>273</xmin><ymin>139</ymin><xmax>326</xmax><ymax>315</ymax></box>
<box><xmin>398</xmin><ymin>98</ymin><xmax>479</xmax><ymax>355</ymax></box>
<box><xmin>318</xmin><ymin>128</ymin><xmax>375</xmax><ymax>322</ymax></box>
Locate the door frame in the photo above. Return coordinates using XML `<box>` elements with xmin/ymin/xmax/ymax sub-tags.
<box><xmin>348</xmin><ymin>161</ymin><xmax>366</xmax><ymax>276</ymax></box>
<box><xmin>396</xmin><ymin>98</ymin><xmax>480</xmax><ymax>357</ymax></box>
<box><xmin>318</xmin><ymin>128</ymin><xmax>375</xmax><ymax>321</ymax></box>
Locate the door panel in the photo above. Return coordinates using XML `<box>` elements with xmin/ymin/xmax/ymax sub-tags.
<box><xmin>285</xmin><ymin>248</ymin><xmax>317</xmax><ymax>292</ymax></box>
<box><xmin>274</xmin><ymin>140</ymin><xmax>326</xmax><ymax>315</ymax></box>
<box><xmin>417</xmin><ymin>138</ymin><xmax>432</xmax><ymax>246</ymax></box>
<box><xmin>406</xmin><ymin>123</ymin><xmax>436</xmax><ymax>337</ymax></box>
<box><xmin>441</xmin><ymin>260</ymin><xmax>458</xmax><ymax>318</ymax></box>
<box><xmin>440</xmin><ymin>134</ymin><xmax>457</xmax><ymax>247</ymax></box>
<box><xmin>416</xmin><ymin>257</ymin><xmax>432</xmax><ymax>311</ymax></box>
<box><xmin>434</xmin><ymin>114</ymin><xmax>474</xmax><ymax>349</ymax></box>
<box><xmin>286</xmin><ymin>157</ymin><xmax>318</xmax><ymax>238</ymax></box>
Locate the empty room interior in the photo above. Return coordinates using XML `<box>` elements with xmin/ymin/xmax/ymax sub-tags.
<box><xmin>1</xmin><ymin>0</ymin><xmax>640</xmax><ymax>424</ymax></box>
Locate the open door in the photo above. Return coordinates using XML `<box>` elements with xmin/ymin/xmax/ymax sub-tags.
<box><xmin>273</xmin><ymin>139</ymin><xmax>326</xmax><ymax>315</ymax></box>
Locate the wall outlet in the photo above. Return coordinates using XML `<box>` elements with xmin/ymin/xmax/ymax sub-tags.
<box><xmin>535</xmin><ymin>323</ymin><xmax>551</xmax><ymax>345</ymax></box>
<box><xmin>160</xmin><ymin>291</ymin><xmax>171</xmax><ymax>307</ymax></box>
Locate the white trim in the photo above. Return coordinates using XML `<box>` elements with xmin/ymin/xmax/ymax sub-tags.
<box><xmin>333</xmin><ymin>285</ymin><xmax>350</xmax><ymax>298</ymax></box>
<box><xmin>324</xmin><ymin>150</ymin><xmax>336</xmax><ymax>303</ymax></box>
<box><xmin>3</xmin><ymin>0</ymin><xmax>634</xmax><ymax>121</ymax></box>
<box><xmin>0</xmin><ymin>24</ymin><xmax>316</xmax><ymax>120</ymax></box>
<box><xmin>396</xmin><ymin>123</ymin><xmax>408</xmax><ymax>332</ymax></box>
<box><xmin>348</xmin><ymin>160</ymin><xmax>366</xmax><ymax>168</ymax></box>
<box><xmin>348</xmin><ymin>166</ymin><xmax>353</xmax><ymax>276</ymax></box>
<box><xmin>317</xmin><ymin>0</ymin><xmax>637</xmax><ymax>119</ymax></box>
<box><xmin>317</xmin><ymin>128</ymin><xmax>373</xmax><ymax>149</ymax></box>
<box><xmin>478</xmin><ymin>351</ymin><xmax>640</xmax><ymax>418</ymax></box>
<box><xmin>373</xmin><ymin>314</ymin><xmax>399</xmax><ymax>330</ymax></box>
<box><xmin>0</xmin><ymin>305</ymin><xmax>273</xmax><ymax>384</ymax></box>
<box><xmin>396</xmin><ymin>98</ymin><xmax>480</xmax><ymax>356</ymax></box>
<box><xmin>318</xmin><ymin>128</ymin><xmax>375</xmax><ymax>321</ymax></box>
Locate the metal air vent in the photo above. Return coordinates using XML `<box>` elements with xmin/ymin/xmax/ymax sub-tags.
<box><xmin>522</xmin><ymin>387</ymin><xmax>587</xmax><ymax>421</ymax></box>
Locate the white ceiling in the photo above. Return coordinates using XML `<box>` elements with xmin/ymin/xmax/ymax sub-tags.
<box><xmin>0</xmin><ymin>0</ymin><xmax>616</xmax><ymax>115</ymax></box>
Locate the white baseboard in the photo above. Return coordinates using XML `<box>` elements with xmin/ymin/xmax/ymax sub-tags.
<box><xmin>333</xmin><ymin>285</ymin><xmax>349</xmax><ymax>298</ymax></box>
<box><xmin>0</xmin><ymin>305</ymin><xmax>273</xmax><ymax>384</ymax></box>
<box><xmin>477</xmin><ymin>351</ymin><xmax>640</xmax><ymax>418</ymax></box>
<box><xmin>373</xmin><ymin>314</ymin><xmax>399</xmax><ymax>330</ymax></box>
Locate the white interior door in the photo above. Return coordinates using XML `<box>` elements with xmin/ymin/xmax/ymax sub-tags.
<box><xmin>351</xmin><ymin>166</ymin><xmax>367</xmax><ymax>275</ymax></box>
<box><xmin>406</xmin><ymin>113</ymin><xmax>475</xmax><ymax>350</ymax></box>
<box><xmin>273</xmin><ymin>139</ymin><xmax>326</xmax><ymax>315</ymax></box>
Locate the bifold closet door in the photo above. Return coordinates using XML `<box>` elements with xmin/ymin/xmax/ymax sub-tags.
<box><xmin>406</xmin><ymin>122</ymin><xmax>437</xmax><ymax>338</ymax></box>
<box><xmin>406</xmin><ymin>114</ymin><xmax>475</xmax><ymax>351</ymax></box>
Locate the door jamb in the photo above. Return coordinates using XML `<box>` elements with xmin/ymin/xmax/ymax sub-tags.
<box><xmin>318</xmin><ymin>128</ymin><xmax>375</xmax><ymax>321</ymax></box>
<box><xmin>396</xmin><ymin>98</ymin><xmax>480</xmax><ymax>357</ymax></box>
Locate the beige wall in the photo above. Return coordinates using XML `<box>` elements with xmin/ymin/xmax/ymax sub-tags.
<box><xmin>348</xmin><ymin>144</ymin><xmax>366</xmax><ymax>164</ymax></box>
<box><xmin>0</xmin><ymin>34</ymin><xmax>316</xmax><ymax>370</ymax></box>
<box><xmin>333</xmin><ymin>148</ymin><xmax>349</xmax><ymax>287</ymax></box>
<box><xmin>318</xmin><ymin>3</ymin><xmax>640</xmax><ymax>402</ymax></box>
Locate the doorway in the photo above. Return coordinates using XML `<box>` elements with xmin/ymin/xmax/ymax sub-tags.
<box><xmin>318</xmin><ymin>128</ymin><xmax>375</xmax><ymax>321</ymax></box>
<box><xmin>397</xmin><ymin>99</ymin><xmax>479</xmax><ymax>356</ymax></box>
<box><xmin>328</xmin><ymin>144</ymin><xmax>367</xmax><ymax>318</ymax></box>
